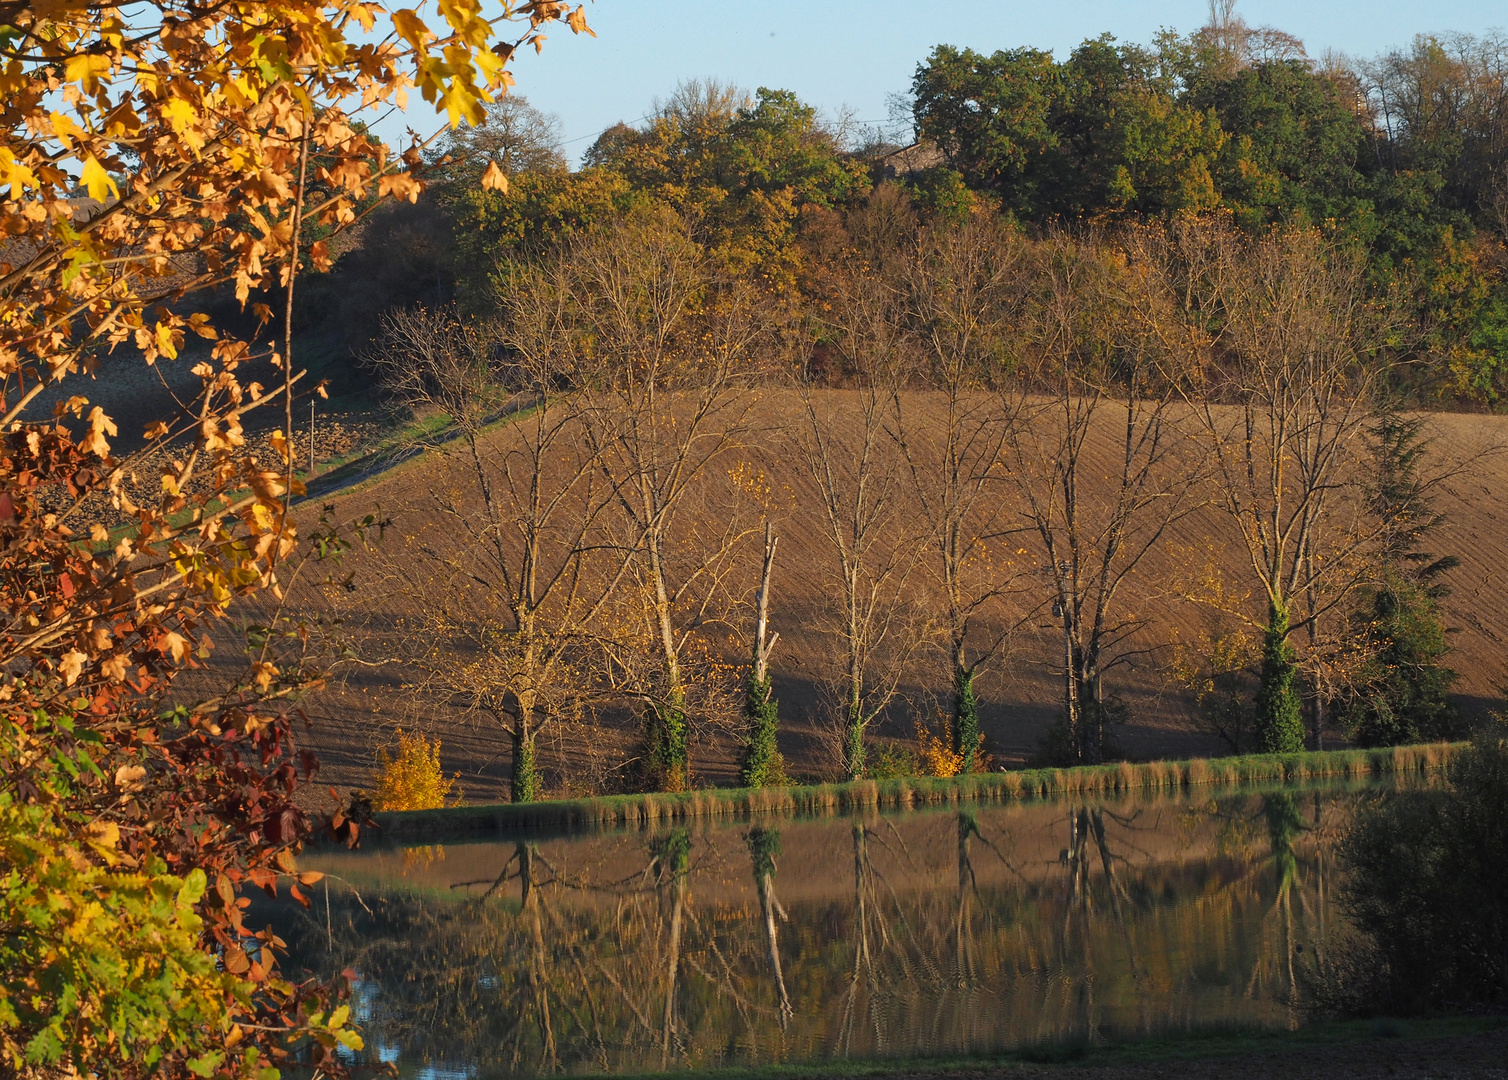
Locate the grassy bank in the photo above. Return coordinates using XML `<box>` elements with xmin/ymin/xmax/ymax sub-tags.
<box><xmin>368</xmin><ymin>742</ymin><xmax>1459</xmax><ymax>844</ymax></box>
<box><xmin>601</xmin><ymin>1015</ymin><xmax>1504</xmax><ymax>1080</ymax></box>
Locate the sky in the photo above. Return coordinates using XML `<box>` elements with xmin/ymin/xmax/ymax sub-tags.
<box><xmin>377</xmin><ymin>0</ymin><xmax>1508</xmax><ymax>164</ymax></box>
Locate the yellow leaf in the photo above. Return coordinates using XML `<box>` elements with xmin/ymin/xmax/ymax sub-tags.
<box><xmin>567</xmin><ymin>5</ymin><xmax>595</xmax><ymax>36</ymax></box>
<box><xmin>80</xmin><ymin>155</ymin><xmax>118</xmax><ymax>204</ymax></box>
<box><xmin>64</xmin><ymin>53</ymin><xmax>111</xmax><ymax>92</ymax></box>
<box><xmin>162</xmin><ymin>631</ymin><xmax>189</xmax><ymax>663</ymax></box>
<box><xmin>49</xmin><ymin>111</ymin><xmax>86</xmax><ymax>149</ymax></box>
<box><xmin>115</xmin><ymin>764</ymin><xmax>147</xmax><ymax>791</ymax></box>
<box><xmin>250</xmin><ymin>502</ymin><xmax>275</xmax><ymax>533</ymax></box>
<box><xmin>392</xmin><ymin>8</ymin><xmax>431</xmax><ymax>48</ymax></box>
<box><xmin>252</xmin><ymin>661</ymin><xmax>277</xmax><ymax>692</ymax></box>
<box><xmin>82</xmin><ymin>406</ymin><xmax>117</xmax><ymax>457</ymax></box>
<box><xmin>163</xmin><ymin>96</ymin><xmax>197</xmax><ymax>133</ymax></box>
<box><xmin>59</xmin><ymin>649</ymin><xmax>87</xmax><ymax>686</ymax></box>
<box><xmin>480</xmin><ymin>160</ymin><xmax>509</xmax><ymax>193</ymax></box>
<box><xmin>86</xmin><ymin>820</ymin><xmax>119</xmax><ymax>844</ymax></box>
<box><xmin>155</xmin><ymin>322</ymin><xmax>179</xmax><ymax>360</ymax></box>
<box><xmin>378</xmin><ymin>171</ymin><xmax>422</xmax><ymax>201</ymax></box>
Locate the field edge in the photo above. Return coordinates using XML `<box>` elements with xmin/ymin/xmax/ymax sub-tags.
<box><xmin>356</xmin><ymin>742</ymin><xmax>1461</xmax><ymax>844</ymax></box>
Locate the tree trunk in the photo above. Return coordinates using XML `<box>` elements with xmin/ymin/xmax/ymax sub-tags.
<box><xmin>510</xmin><ymin>722</ymin><xmax>538</xmax><ymax>804</ymax></box>
<box><xmin>1256</xmin><ymin>600</ymin><xmax>1305</xmax><ymax>754</ymax></box>
<box><xmin>739</xmin><ymin>525</ymin><xmax>782</xmax><ymax>787</ymax></box>
<box><xmin>844</xmin><ymin>645</ymin><xmax>865</xmax><ymax>781</ymax></box>
<box><xmin>647</xmin><ymin>537</ymin><xmax>689</xmax><ymax>792</ymax></box>
<box><xmin>510</xmin><ymin>691</ymin><xmax>539</xmax><ymax>803</ymax></box>
<box><xmin>951</xmin><ymin>656</ymin><xmax>980</xmax><ymax>773</ymax></box>
<box><xmin>1061</xmin><ymin>609</ymin><xmax>1082</xmax><ymax>764</ymax></box>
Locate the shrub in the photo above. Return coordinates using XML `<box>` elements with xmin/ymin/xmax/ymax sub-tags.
<box><xmin>0</xmin><ymin>715</ymin><xmax>241</xmax><ymax>1074</ymax></box>
<box><xmin>1336</xmin><ymin>572</ymin><xmax>1462</xmax><ymax>747</ymax></box>
<box><xmin>866</xmin><ymin>739</ymin><xmax>920</xmax><ymax>780</ymax></box>
<box><xmin>373</xmin><ymin>731</ymin><xmax>459</xmax><ymax>812</ymax></box>
<box><xmin>917</xmin><ymin>714</ymin><xmax>964</xmax><ymax>778</ymax></box>
<box><xmin>1315</xmin><ymin>735</ymin><xmax>1508</xmax><ymax>1013</ymax></box>
<box><xmin>0</xmin><ymin>426</ymin><xmax>370</xmax><ymax>1077</ymax></box>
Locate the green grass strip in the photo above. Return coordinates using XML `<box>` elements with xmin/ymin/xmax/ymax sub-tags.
<box><xmin>369</xmin><ymin>742</ymin><xmax>1460</xmax><ymax>843</ymax></box>
<box><xmin>600</xmin><ymin>1015</ymin><xmax>1504</xmax><ymax>1080</ymax></box>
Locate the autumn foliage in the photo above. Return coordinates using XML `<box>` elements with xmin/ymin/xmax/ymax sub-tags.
<box><xmin>0</xmin><ymin>0</ymin><xmax>593</xmax><ymax>1073</ymax></box>
<box><xmin>373</xmin><ymin>730</ymin><xmax>459</xmax><ymax>812</ymax></box>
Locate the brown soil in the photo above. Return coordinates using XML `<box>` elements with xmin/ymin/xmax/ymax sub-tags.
<box><xmin>33</xmin><ymin>346</ymin><xmax>386</xmax><ymax>518</ymax></box>
<box><xmin>199</xmin><ymin>391</ymin><xmax>1508</xmax><ymax>804</ymax></box>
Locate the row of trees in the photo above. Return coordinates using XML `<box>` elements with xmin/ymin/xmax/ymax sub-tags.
<box><xmin>309</xmin><ymin>9</ymin><xmax>1508</xmax><ymax>406</ymax></box>
<box><xmin>367</xmin><ymin>200</ymin><xmax>1464</xmax><ymax>801</ymax></box>
<box><xmin>910</xmin><ymin>19</ymin><xmax>1508</xmax><ymax>401</ymax></box>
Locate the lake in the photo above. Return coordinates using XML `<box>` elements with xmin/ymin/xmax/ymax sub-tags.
<box><xmin>266</xmin><ymin>781</ymin><xmax>1379</xmax><ymax>1078</ymax></box>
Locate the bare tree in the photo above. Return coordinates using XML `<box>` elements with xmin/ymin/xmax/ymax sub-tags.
<box><xmin>431</xmin><ymin>94</ymin><xmax>568</xmax><ymax>183</ymax></box>
<box><xmin>369</xmin><ymin>297</ymin><xmax>630</xmax><ymax>802</ymax></box>
<box><xmin>894</xmin><ymin>210</ymin><xmax>1036</xmax><ymax>771</ymax></box>
<box><xmin>1003</xmin><ymin>229</ymin><xmax>1203</xmax><ymax>765</ymax></box>
<box><xmin>796</xmin><ymin>243</ymin><xmax>923</xmax><ymax>781</ymax></box>
<box><xmin>571</xmin><ymin>206</ymin><xmax>769</xmax><ymax>791</ymax></box>
<box><xmin>1176</xmin><ymin>221</ymin><xmax>1390</xmax><ymax>752</ymax></box>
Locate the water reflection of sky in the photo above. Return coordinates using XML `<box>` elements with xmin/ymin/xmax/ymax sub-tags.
<box><xmin>267</xmin><ymin>782</ymin><xmax>1383</xmax><ymax>1079</ymax></box>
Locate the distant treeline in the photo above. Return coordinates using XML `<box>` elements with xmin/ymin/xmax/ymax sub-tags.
<box><xmin>287</xmin><ymin>12</ymin><xmax>1508</xmax><ymax>405</ymax></box>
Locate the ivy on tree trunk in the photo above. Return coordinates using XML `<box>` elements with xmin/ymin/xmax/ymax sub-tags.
<box><xmin>1256</xmin><ymin>601</ymin><xmax>1305</xmax><ymax>753</ymax></box>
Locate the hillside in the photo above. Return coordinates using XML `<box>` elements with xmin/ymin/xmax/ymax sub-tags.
<box><xmin>235</xmin><ymin>391</ymin><xmax>1508</xmax><ymax>804</ymax></box>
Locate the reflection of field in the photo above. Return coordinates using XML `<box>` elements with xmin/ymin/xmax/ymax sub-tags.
<box><xmin>277</xmin><ymin>787</ymin><xmax>1358</xmax><ymax>1077</ymax></box>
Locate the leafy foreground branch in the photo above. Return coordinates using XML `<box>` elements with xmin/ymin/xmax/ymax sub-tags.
<box><xmin>0</xmin><ymin>425</ymin><xmax>382</xmax><ymax>1077</ymax></box>
<box><xmin>0</xmin><ymin>0</ymin><xmax>598</xmax><ymax>1069</ymax></box>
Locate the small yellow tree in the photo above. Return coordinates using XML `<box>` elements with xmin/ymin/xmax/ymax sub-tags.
<box><xmin>374</xmin><ymin>730</ymin><xmax>459</xmax><ymax>811</ymax></box>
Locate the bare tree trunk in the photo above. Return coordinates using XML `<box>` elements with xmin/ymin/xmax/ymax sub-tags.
<box><xmin>739</xmin><ymin>524</ymin><xmax>782</xmax><ymax>787</ymax></box>
<box><xmin>746</xmin><ymin>827</ymin><xmax>792</xmax><ymax>1026</ymax></box>
<box><xmin>520</xmin><ymin>844</ymin><xmax>558</xmax><ymax>1070</ymax></box>
<box><xmin>752</xmin><ymin>523</ymin><xmax>778</xmax><ymax>682</ymax></box>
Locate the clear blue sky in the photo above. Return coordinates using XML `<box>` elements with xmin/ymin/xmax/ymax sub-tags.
<box><xmin>384</xmin><ymin>1</ymin><xmax>1508</xmax><ymax>163</ymax></box>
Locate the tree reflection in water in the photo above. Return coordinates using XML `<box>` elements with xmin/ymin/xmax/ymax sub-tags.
<box><xmin>269</xmin><ymin>785</ymin><xmax>1372</xmax><ymax>1077</ymax></box>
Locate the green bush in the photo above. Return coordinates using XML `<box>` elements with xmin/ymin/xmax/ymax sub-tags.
<box><xmin>866</xmin><ymin>739</ymin><xmax>920</xmax><ymax>780</ymax></box>
<box><xmin>1321</xmin><ymin>735</ymin><xmax>1508</xmax><ymax>1012</ymax></box>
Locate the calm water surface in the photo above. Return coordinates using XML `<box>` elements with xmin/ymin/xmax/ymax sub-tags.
<box><xmin>270</xmin><ymin>783</ymin><xmax>1373</xmax><ymax>1078</ymax></box>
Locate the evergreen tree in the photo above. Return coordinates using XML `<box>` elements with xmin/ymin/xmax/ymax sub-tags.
<box><xmin>1336</xmin><ymin>413</ymin><xmax>1462</xmax><ymax>745</ymax></box>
